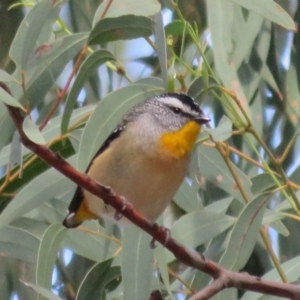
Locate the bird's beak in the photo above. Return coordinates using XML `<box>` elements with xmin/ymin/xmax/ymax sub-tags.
<box><xmin>194</xmin><ymin>112</ymin><xmax>210</xmax><ymax>124</ymax></box>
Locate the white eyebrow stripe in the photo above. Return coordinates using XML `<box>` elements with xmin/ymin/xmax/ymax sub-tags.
<box><xmin>157</xmin><ymin>96</ymin><xmax>198</xmax><ymax>116</ymax></box>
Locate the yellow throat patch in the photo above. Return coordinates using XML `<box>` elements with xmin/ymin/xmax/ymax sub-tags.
<box><xmin>159</xmin><ymin>121</ymin><xmax>201</xmax><ymax>159</ymax></box>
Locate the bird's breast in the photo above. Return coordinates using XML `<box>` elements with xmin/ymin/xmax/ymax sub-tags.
<box><xmin>159</xmin><ymin>121</ymin><xmax>201</xmax><ymax>159</ymax></box>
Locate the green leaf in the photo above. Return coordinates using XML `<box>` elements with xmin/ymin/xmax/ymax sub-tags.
<box><xmin>0</xmin><ymin>85</ymin><xmax>24</xmax><ymax>109</ymax></box>
<box><xmin>154</xmin><ymin>245</ymin><xmax>172</xmax><ymax>299</ymax></box>
<box><xmin>228</xmin><ymin>0</ymin><xmax>295</xmax><ymax>30</ymax></box>
<box><xmin>10</xmin><ymin>0</ymin><xmax>62</xmax><ymax>67</ymax></box>
<box><xmin>231</xmin><ymin>12</ymin><xmax>264</xmax><ymax>69</ymax></box>
<box><xmin>0</xmin><ymin>218</ymin><xmax>48</xmax><ymax>263</ymax></box>
<box><xmin>21</xmin><ymin>0</ymin><xmax>62</xmax><ymax>69</ymax></box>
<box><xmin>61</xmin><ymin>50</ymin><xmax>116</xmax><ymax>134</ymax></box>
<box><xmin>154</xmin><ymin>12</ymin><xmax>168</xmax><ymax>91</ymax></box>
<box><xmin>92</xmin><ymin>0</ymin><xmax>161</xmax><ymax>26</ymax></box>
<box><xmin>171</xmin><ymin>211</ymin><xmax>235</xmax><ymax>251</ymax></box>
<box><xmin>17</xmin><ymin>33</ymin><xmax>88</xmax><ymax>108</ymax></box>
<box><xmin>0</xmin><ymin>69</ymin><xmax>18</xmax><ymax>83</ymax></box>
<box><xmin>219</xmin><ymin>194</ymin><xmax>269</xmax><ymax>271</ymax></box>
<box><xmin>251</xmin><ymin>173</ymin><xmax>279</xmax><ymax>196</ymax></box>
<box><xmin>36</xmin><ymin>224</ymin><xmax>66</xmax><ymax>292</ymax></box>
<box><xmin>62</xmin><ymin>221</ymin><xmax>120</xmax><ymax>262</ymax></box>
<box><xmin>206</xmin><ymin>0</ymin><xmax>251</xmax><ymax>125</ymax></box>
<box><xmin>286</xmin><ymin>63</ymin><xmax>300</xmax><ymax>125</ymax></box>
<box><xmin>23</xmin><ymin>116</ymin><xmax>46</xmax><ymax>145</ymax></box>
<box><xmin>0</xmin><ymin>106</ymin><xmax>93</xmax><ymax>167</ymax></box>
<box><xmin>76</xmin><ymin>259</ymin><xmax>121</xmax><ymax>300</ymax></box>
<box><xmin>21</xmin><ymin>281</ymin><xmax>63</xmax><ymax>300</ymax></box>
<box><xmin>89</xmin><ymin>15</ymin><xmax>154</xmax><ymax>45</ymax></box>
<box><xmin>122</xmin><ymin>226</ymin><xmax>153</xmax><ymax>300</ymax></box>
<box><xmin>241</xmin><ymin>255</ymin><xmax>300</xmax><ymax>300</ymax></box>
<box><xmin>198</xmin><ymin>145</ymin><xmax>253</xmax><ymax>202</ymax></box>
<box><xmin>77</xmin><ymin>83</ymin><xmax>164</xmax><ymax>171</ymax></box>
<box><xmin>0</xmin><ymin>104</ymin><xmax>14</xmax><ymax>154</ymax></box>
<box><xmin>9</xmin><ymin>132</ymin><xmax>22</xmax><ymax>167</ymax></box>
<box><xmin>204</xmin><ymin>115</ymin><xmax>232</xmax><ymax>142</ymax></box>
<box><xmin>165</xmin><ymin>20</ymin><xmax>185</xmax><ymax>36</ymax></box>
<box><xmin>205</xmin><ymin>197</ymin><xmax>233</xmax><ymax>214</ymax></box>
<box><xmin>0</xmin><ymin>157</ymin><xmax>76</xmax><ymax>230</ymax></box>
<box><xmin>173</xmin><ymin>178</ymin><xmax>203</xmax><ymax>213</ymax></box>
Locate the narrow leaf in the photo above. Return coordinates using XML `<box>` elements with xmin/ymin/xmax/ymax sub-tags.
<box><xmin>89</xmin><ymin>15</ymin><xmax>154</xmax><ymax>45</ymax></box>
<box><xmin>122</xmin><ymin>226</ymin><xmax>153</xmax><ymax>300</ymax></box>
<box><xmin>204</xmin><ymin>116</ymin><xmax>232</xmax><ymax>142</ymax></box>
<box><xmin>23</xmin><ymin>116</ymin><xmax>46</xmax><ymax>145</ymax></box>
<box><xmin>0</xmin><ymin>69</ymin><xmax>18</xmax><ymax>83</ymax></box>
<box><xmin>36</xmin><ymin>224</ymin><xmax>66</xmax><ymax>290</ymax></box>
<box><xmin>241</xmin><ymin>255</ymin><xmax>300</xmax><ymax>300</ymax></box>
<box><xmin>0</xmin><ymin>85</ymin><xmax>24</xmax><ymax>109</ymax></box>
<box><xmin>0</xmin><ymin>157</ymin><xmax>75</xmax><ymax>230</ymax></box>
<box><xmin>92</xmin><ymin>0</ymin><xmax>160</xmax><ymax>26</ymax></box>
<box><xmin>76</xmin><ymin>259</ymin><xmax>121</xmax><ymax>300</ymax></box>
<box><xmin>154</xmin><ymin>12</ymin><xmax>168</xmax><ymax>91</ymax></box>
<box><xmin>10</xmin><ymin>0</ymin><xmax>62</xmax><ymax>67</ymax></box>
<box><xmin>229</xmin><ymin>0</ymin><xmax>295</xmax><ymax>30</ymax></box>
<box><xmin>61</xmin><ymin>50</ymin><xmax>116</xmax><ymax>134</ymax></box>
<box><xmin>171</xmin><ymin>211</ymin><xmax>236</xmax><ymax>251</ymax></box>
<box><xmin>219</xmin><ymin>195</ymin><xmax>269</xmax><ymax>271</ymax></box>
<box><xmin>198</xmin><ymin>145</ymin><xmax>253</xmax><ymax>202</ymax></box>
<box><xmin>21</xmin><ymin>281</ymin><xmax>63</xmax><ymax>300</ymax></box>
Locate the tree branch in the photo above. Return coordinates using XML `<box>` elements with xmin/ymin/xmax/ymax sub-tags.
<box><xmin>1</xmin><ymin>82</ymin><xmax>300</xmax><ymax>299</ymax></box>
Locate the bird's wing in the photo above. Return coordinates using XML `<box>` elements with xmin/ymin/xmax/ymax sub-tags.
<box><xmin>63</xmin><ymin>124</ymin><xmax>126</xmax><ymax>227</ymax></box>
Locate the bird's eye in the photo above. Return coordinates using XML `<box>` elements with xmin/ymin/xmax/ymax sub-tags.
<box><xmin>171</xmin><ymin>107</ymin><xmax>181</xmax><ymax>114</ymax></box>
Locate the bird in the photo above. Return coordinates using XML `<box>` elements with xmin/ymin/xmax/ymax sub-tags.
<box><xmin>63</xmin><ymin>92</ymin><xmax>210</xmax><ymax>228</ymax></box>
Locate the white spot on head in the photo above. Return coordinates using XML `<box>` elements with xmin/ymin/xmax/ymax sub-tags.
<box><xmin>157</xmin><ymin>96</ymin><xmax>199</xmax><ymax>117</ymax></box>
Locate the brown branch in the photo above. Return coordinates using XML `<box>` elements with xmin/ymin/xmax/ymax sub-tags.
<box><xmin>38</xmin><ymin>45</ymin><xmax>89</xmax><ymax>131</ymax></box>
<box><xmin>189</xmin><ymin>277</ymin><xmax>229</xmax><ymax>300</ymax></box>
<box><xmin>2</xmin><ymin>82</ymin><xmax>300</xmax><ymax>299</ymax></box>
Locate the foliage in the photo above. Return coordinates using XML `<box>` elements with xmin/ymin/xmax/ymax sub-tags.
<box><xmin>0</xmin><ymin>0</ymin><xmax>299</xmax><ymax>299</ymax></box>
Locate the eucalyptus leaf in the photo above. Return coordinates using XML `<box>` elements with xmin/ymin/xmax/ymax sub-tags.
<box><xmin>0</xmin><ymin>69</ymin><xmax>18</xmax><ymax>83</ymax></box>
<box><xmin>219</xmin><ymin>194</ymin><xmax>269</xmax><ymax>271</ymax></box>
<box><xmin>0</xmin><ymin>157</ymin><xmax>76</xmax><ymax>230</ymax></box>
<box><xmin>18</xmin><ymin>33</ymin><xmax>88</xmax><ymax>108</ymax></box>
<box><xmin>36</xmin><ymin>224</ymin><xmax>66</xmax><ymax>292</ymax></box>
<box><xmin>228</xmin><ymin>0</ymin><xmax>295</xmax><ymax>30</ymax></box>
<box><xmin>165</xmin><ymin>20</ymin><xmax>185</xmax><ymax>36</ymax></box>
<box><xmin>89</xmin><ymin>15</ymin><xmax>154</xmax><ymax>45</ymax></box>
<box><xmin>62</xmin><ymin>221</ymin><xmax>121</xmax><ymax>262</ymax></box>
<box><xmin>154</xmin><ymin>245</ymin><xmax>172</xmax><ymax>299</ymax></box>
<box><xmin>92</xmin><ymin>0</ymin><xmax>160</xmax><ymax>26</ymax></box>
<box><xmin>9</xmin><ymin>131</ymin><xmax>22</xmax><ymax>167</ymax></box>
<box><xmin>76</xmin><ymin>259</ymin><xmax>121</xmax><ymax>300</ymax></box>
<box><xmin>61</xmin><ymin>50</ymin><xmax>116</xmax><ymax>134</ymax></box>
<box><xmin>0</xmin><ymin>85</ymin><xmax>24</xmax><ymax>109</ymax></box>
<box><xmin>0</xmin><ymin>106</ymin><xmax>94</xmax><ymax>167</ymax></box>
<box><xmin>20</xmin><ymin>0</ymin><xmax>62</xmax><ymax>69</ymax></box>
<box><xmin>206</xmin><ymin>0</ymin><xmax>251</xmax><ymax>125</ymax></box>
<box><xmin>21</xmin><ymin>281</ymin><xmax>63</xmax><ymax>300</ymax></box>
<box><xmin>173</xmin><ymin>178</ymin><xmax>203</xmax><ymax>213</ymax></box>
<box><xmin>122</xmin><ymin>226</ymin><xmax>153</xmax><ymax>300</ymax></box>
<box><xmin>198</xmin><ymin>145</ymin><xmax>253</xmax><ymax>202</ymax></box>
<box><xmin>23</xmin><ymin>116</ymin><xmax>46</xmax><ymax>145</ymax></box>
<box><xmin>204</xmin><ymin>115</ymin><xmax>232</xmax><ymax>142</ymax></box>
<box><xmin>168</xmin><ymin>211</ymin><xmax>236</xmax><ymax>261</ymax></box>
<box><xmin>154</xmin><ymin>12</ymin><xmax>167</xmax><ymax>91</ymax></box>
<box><xmin>10</xmin><ymin>0</ymin><xmax>62</xmax><ymax>67</ymax></box>
<box><xmin>241</xmin><ymin>255</ymin><xmax>300</xmax><ymax>300</ymax></box>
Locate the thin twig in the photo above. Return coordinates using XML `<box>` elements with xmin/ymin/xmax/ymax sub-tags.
<box><xmin>38</xmin><ymin>45</ymin><xmax>89</xmax><ymax>131</ymax></box>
